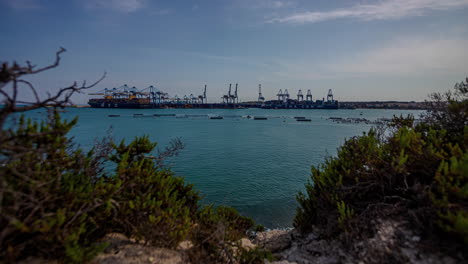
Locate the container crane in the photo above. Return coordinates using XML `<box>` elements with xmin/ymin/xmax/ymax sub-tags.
<box><xmin>306</xmin><ymin>89</ymin><xmax>313</xmax><ymax>101</ymax></box>
<box><xmin>258</xmin><ymin>84</ymin><xmax>265</xmax><ymax>102</ymax></box>
<box><xmin>297</xmin><ymin>90</ymin><xmax>303</xmax><ymax>101</ymax></box>
<box><xmin>327</xmin><ymin>89</ymin><xmax>334</xmax><ymax>102</ymax></box>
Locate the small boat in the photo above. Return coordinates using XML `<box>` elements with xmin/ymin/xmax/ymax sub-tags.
<box><xmin>134</xmin><ymin>115</ymin><xmax>153</xmax><ymax>118</ymax></box>
<box><xmin>210</xmin><ymin>116</ymin><xmax>223</xmax><ymax>119</ymax></box>
<box><xmin>254</xmin><ymin>117</ymin><xmax>268</xmax><ymax>120</ymax></box>
<box><xmin>154</xmin><ymin>114</ymin><xmax>176</xmax><ymax>116</ymax></box>
<box><xmin>296</xmin><ymin>119</ymin><xmax>311</xmax><ymax>122</ymax></box>
<box><xmin>108</xmin><ymin>114</ymin><xmax>120</xmax><ymax>117</ymax></box>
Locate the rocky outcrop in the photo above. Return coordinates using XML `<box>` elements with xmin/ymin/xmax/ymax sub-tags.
<box><xmin>256</xmin><ymin>220</ymin><xmax>463</xmax><ymax>264</ymax></box>
<box><xmin>91</xmin><ymin>233</ymin><xmax>189</xmax><ymax>264</ymax></box>
<box><xmin>22</xmin><ymin>223</ymin><xmax>462</xmax><ymax>264</ymax></box>
<box><xmin>255</xmin><ymin>229</ymin><xmax>292</xmax><ymax>253</ymax></box>
<box><xmin>258</xmin><ymin>229</ymin><xmax>345</xmax><ymax>264</ymax></box>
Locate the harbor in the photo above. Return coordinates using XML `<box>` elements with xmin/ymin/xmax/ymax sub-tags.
<box><xmin>88</xmin><ymin>84</ymin><xmax>339</xmax><ymax>109</ymax></box>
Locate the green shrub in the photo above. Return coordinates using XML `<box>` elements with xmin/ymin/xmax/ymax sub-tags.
<box><xmin>254</xmin><ymin>224</ymin><xmax>265</xmax><ymax>232</ymax></box>
<box><xmin>189</xmin><ymin>205</ymin><xmax>256</xmax><ymax>263</ymax></box>
<box><xmin>295</xmin><ymin>78</ymin><xmax>468</xmax><ymax>245</ymax></box>
<box><xmin>238</xmin><ymin>247</ymin><xmax>274</xmax><ymax>264</ymax></box>
<box><xmin>0</xmin><ymin>53</ymin><xmax>266</xmax><ymax>263</ymax></box>
<box><xmin>0</xmin><ymin>113</ymin><xmax>113</xmax><ymax>262</ymax></box>
<box><xmin>431</xmin><ymin>150</ymin><xmax>468</xmax><ymax>243</ymax></box>
<box><xmin>0</xmin><ymin>112</ymin><xmax>261</xmax><ymax>263</ymax></box>
<box><xmin>107</xmin><ymin>136</ymin><xmax>200</xmax><ymax>248</ymax></box>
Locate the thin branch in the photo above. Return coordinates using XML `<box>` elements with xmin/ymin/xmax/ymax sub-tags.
<box><xmin>29</xmin><ymin>47</ymin><xmax>66</xmax><ymax>74</ymax></box>
<box><xmin>17</xmin><ymin>80</ymin><xmax>40</xmax><ymax>102</ymax></box>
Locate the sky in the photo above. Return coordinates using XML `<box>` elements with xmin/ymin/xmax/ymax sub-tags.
<box><xmin>1</xmin><ymin>0</ymin><xmax>467</xmax><ymax>103</ymax></box>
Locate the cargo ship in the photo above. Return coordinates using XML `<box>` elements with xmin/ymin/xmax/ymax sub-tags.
<box><xmin>88</xmin><ymin>97</ymin><xmax>152</xmax><ymax>108</ymax></box>
<box><xmin>88</xmin><ymin>85</ymin><xmax>159</xmax><ymax>108</ymax></box>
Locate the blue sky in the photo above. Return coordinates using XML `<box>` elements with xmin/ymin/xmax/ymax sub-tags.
<box><xmin>1</xmin><ymin>0</ymin><xmax>467</xmax><ymax>103</ymax></box>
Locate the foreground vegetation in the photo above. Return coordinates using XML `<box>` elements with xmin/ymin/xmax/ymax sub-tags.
<box><xmin>295</xmin><ymin>78</ymin><xmax>467</xmax><ymax>259</ymax></box>
<box><xmin>0</xmin><ymin>52</ymin><xmax>270</xmax><ymax>263</ymax></box>
<box><xmin>2</xmin><ymin>50</ymin><xmax>466</xmax><ymax>263</ymax></box>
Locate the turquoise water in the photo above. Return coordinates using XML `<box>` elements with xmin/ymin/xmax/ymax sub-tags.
<box><xmin>27</xmin><ymin>108</ymin><xmax>423</xmax><ymax>228</ymax></box>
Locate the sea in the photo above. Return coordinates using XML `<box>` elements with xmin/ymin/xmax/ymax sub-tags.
<box><xmin>25</xmin><ymin>108</ymin><xmax>423</xmax><ymax>228</ymax></box>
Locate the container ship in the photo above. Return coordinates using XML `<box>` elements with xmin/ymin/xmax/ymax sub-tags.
<box><xmin>88</xmin><ymin>85</ymin><xmax>154</xmax><ymax>108</ymax></box>
<box><xmin>87</xmin><ymin>84</ymin><xmax>339</xmax><ymax>109</ymax></box>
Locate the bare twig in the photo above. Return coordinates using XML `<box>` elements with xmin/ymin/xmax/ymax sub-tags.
<box><xmin>0</xmin><ymin>48</ymin><xmax>105</xmax><ymax>128</ymax></box>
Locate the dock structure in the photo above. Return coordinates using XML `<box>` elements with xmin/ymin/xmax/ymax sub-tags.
<box><xmin>88</xmin><ymin>83</ymin><xmax>338</xmax><ymax>109</ymax></box>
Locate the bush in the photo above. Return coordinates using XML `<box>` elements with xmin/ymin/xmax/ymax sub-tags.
<box><xmin>107</xmin><ymin>136</ymin><xmax>200</xmax><ymax>248</ymax></box>
<box><xmin>0</xmin><ymin>112</ymin><xmax>266</xmax><ymax>263</ymax></box>
<box><xmin>0</xmin><ymin>52</ymin><xmax>267</xmax><ymax>263</ymax></box>
<box><xmin>189</xmin><ymin>205</ymin><xmax>255</xmax><ymax>263</ymax></box>
<box><xmin>0</xmin><ymin>113</ymin><xmax>113</xmax><ymax>262</ymax></box>
<box><xmin>294</xmin><ymin>78</ymin><xmax>468</xmax><ymax>246</ymax></box>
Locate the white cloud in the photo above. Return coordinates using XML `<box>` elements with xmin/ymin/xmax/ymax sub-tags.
<box><xmin>234</xmin><ymin>0</ymin><xmax>295</xmax><ymax>10</ymax></box>
<box><xmin>271</xmin><ymin>36</ymin><xmax>468</xmax><ymax>80</ymax></box>
<box><xmin>269</xmin><ymin>1</ymin><xmax>291</xmax><ymax>9</ymax></box>
<box><xmin>329</xmin><ymin>37</ymin><xmax>468</xmax><ymax>75</ymax></box>
<box><xmin>84</xmin><ymin>0</ymin><xmax>146</xmax><ymax>13</ymax></box>
<box><xmin>271</xmin><ymin>0</ymin><xmax>468</xmax><ymax>24</ymax></box>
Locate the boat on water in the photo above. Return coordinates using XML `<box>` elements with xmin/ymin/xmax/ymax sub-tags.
<box><xmin>88</xmin><ymin>86</ymin><xmax>152</xmax><ymax>108</ymax></box>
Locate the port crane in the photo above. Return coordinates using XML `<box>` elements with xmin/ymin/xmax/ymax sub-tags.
<box><xmin>222</xmin><ymin>84</ymin><xmax>231</xmax><ymax>104</ymax></box>
<box><xmin>89</xmin><ymin>84</ymin><xmax>150</xmax><ymax>100</ymax></box>
<box><xmin>327</xmin><ymin>89</ymin><xmax>334</xmax><ymax>102</ymax></box>
<box><xmin>198</xmin><ymin>85</ymin><xmax>207</xmax><ymax>104</ymax></box>
<box><xmin>276</xmin><ymin>89</ymin><xmax>290</xmax><ymax>103</ymax></box>
<box><xmin>277</xmin><ymin>89</ymin><xmax>283</xmax><ymax>101</ymax></box>
<box><xmin>230</xmin><ymin>83</ymin><xmax>239</xmax><ymax>104</ymax></box>
<box><xmin>87</xmin><ymin>82</ymin><xmax>339</xmax><ymax>109</ymax></box>
<box><xmin>306</xmin><ymin>89</ymin><xmax>313</xmax><ymax>101</ymax></box>
<box><xmin>283</xmin><ymin>89</ymin><xmax>290</xmax><ymax>103</ymax></box>
<box><xmin>258</xmin><ymin>84</ymin><xmax>265</xmax><ymax>102</ymax></box>
<box><xmin>222</xmin><ymin>83</ymin><xmax>238</xmax><ymax>104</ymax></box>
<box><xmin>297</xmin><ymin>90</ymin><xmax>303</xmax><ymax>101</ymax></box>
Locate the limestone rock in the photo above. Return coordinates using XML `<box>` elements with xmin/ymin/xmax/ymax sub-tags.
<box><xmin>255</xmin><ymin>230</ymin><xmax>292</xmax><ymax>252</ymax></box>
<box><xmin>92</xmin><ymin>233</ymin><xmax>188</xmax><ymax>264</ymax></box>
<box><xmin>240</xmin><ymin>237</ymin><xmax>256</xmax><ymax>251</ymax></box>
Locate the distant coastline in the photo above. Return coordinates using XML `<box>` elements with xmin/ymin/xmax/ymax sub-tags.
<box><xmin>73</xmin><ymin>101</ymin><xmax>429</xmax><ymax>110</ymax></box>
<box><xmin>339</xmin><ymin>101</ymin><xmax>429</xmax><ymax>110</ymax></box>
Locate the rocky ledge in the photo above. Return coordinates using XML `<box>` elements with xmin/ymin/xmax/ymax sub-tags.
<box><xmin>255</xmin><ymin>220</ymin><xmax>462</xmax><ymax>264</ymax></box>
<box><xmin>24</xmin><ymin>219</ymin><xmax>461</xmax><ymax>264</ymax></box>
